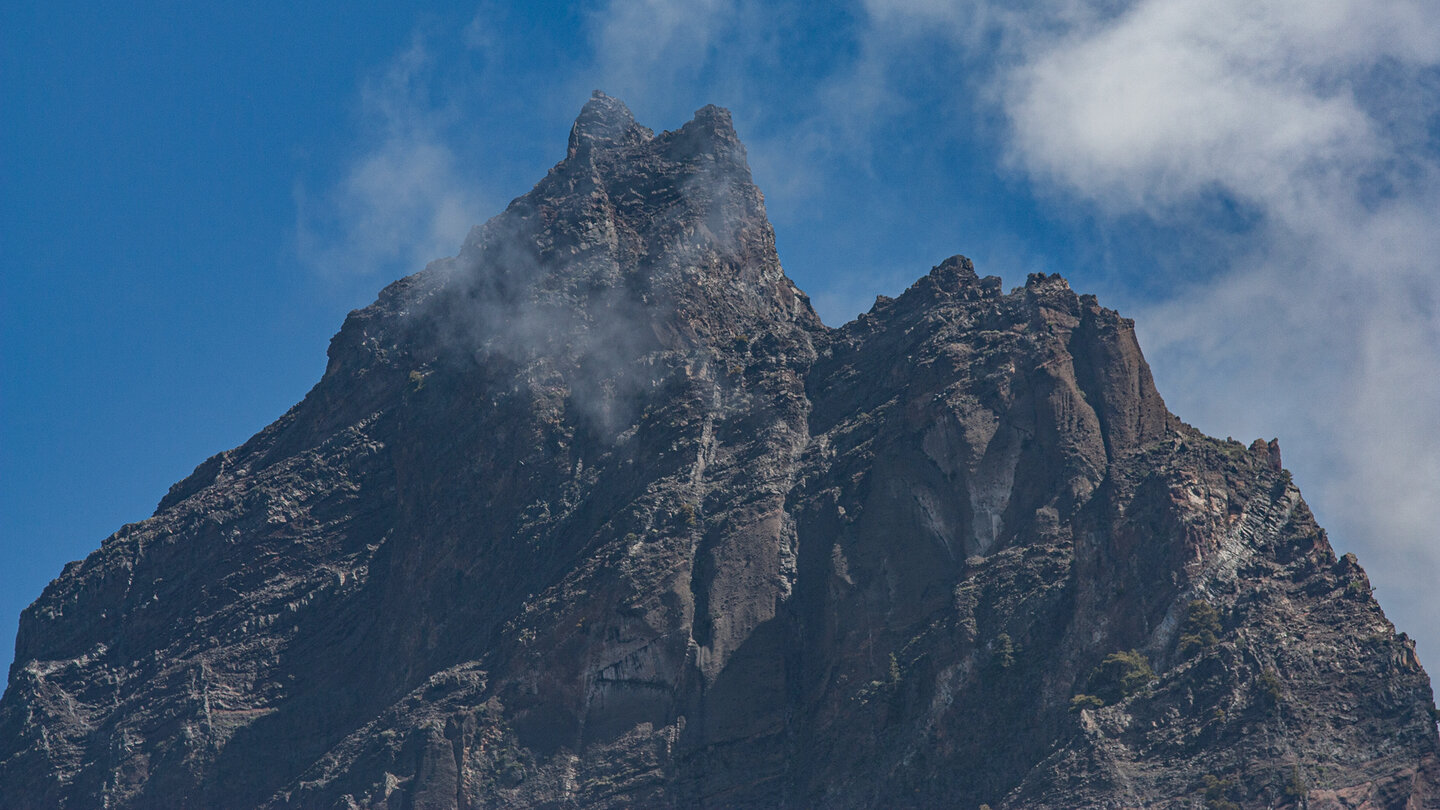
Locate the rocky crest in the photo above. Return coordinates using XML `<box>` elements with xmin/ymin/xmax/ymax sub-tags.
<box><xmin>3</xmin><ymin>92</ymin><xmax>1436</xmax><ymax>809</ymax></box>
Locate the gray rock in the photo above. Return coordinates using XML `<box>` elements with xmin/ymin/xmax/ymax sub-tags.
<box><xmin>3</xmin><ymin>94</ymin><xmax>1435</xmax><ymax>810</ymax></box>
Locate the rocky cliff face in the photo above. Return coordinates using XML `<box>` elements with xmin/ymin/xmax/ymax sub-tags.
<box><xmin>3</xmin><ymin>92</ymin><xmax>1436</xmax><ymax>809</ymax></box>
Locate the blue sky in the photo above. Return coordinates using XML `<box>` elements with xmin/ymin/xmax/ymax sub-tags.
<box><xmin>4</xmin><ymin>1</ymin><xmax>1439</xmax><ymax>685</ymax></box>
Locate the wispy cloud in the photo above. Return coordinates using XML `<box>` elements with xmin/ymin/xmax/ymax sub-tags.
<box><xmin>980</xmin><ymin>0</ymin><xmax>1440</xmax><ymax>665</ymax></box>
<box><xmin>305</xmin><ymin>0</ymin><xmax>1440</xmax><ymax>675</ymax></box>
<box><xmin>695</xmin><ymin>0</ymin><xmax>1440</xmax><ymax>668</ymax></box>
<box><xmin>1001</xmin><ymin>0</ymin><xmax>1436</xmax><ymax>208</ymax></box>
<box><xmin>586</xmin><ymin>0</ymin><xmax>736</xmax><ymax>105</ymax></box>
<box><xmin>295</xmin><ymin>34</ymin><xmax>488</xmax><ymax>285</ymax></box>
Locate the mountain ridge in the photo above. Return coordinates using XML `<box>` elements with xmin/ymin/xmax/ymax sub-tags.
<box><xmin>3</xmin><ymin>92</ymin><xmax>1435</xmax><ymax>809</ymax></box>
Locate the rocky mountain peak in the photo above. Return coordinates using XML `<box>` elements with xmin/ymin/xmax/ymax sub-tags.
<box><xmin>437</xmin><ymin>94</ymin><xmax>816</xmax><ymax>371</ymax></box>
<box><xmin>566</xmin><ymin>90</ymin><xmax>653</xmax><ymax>160</ymax></box>
<box><xmin>2</xmin><ymin>95</ymin><xmax>1435</xmax><ymax>810</ymax></box>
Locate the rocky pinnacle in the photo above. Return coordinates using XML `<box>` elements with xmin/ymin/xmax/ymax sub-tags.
<box><xmin>2</xmin><ymin>93</ymin><xmax>1435</xmax><ymax>809</ymax></box>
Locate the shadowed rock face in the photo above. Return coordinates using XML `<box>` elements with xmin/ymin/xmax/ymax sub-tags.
<box><xmin>2</xmin><ymin>92</ymin><xmax>1436</xmax><ymax>810</ymax></box>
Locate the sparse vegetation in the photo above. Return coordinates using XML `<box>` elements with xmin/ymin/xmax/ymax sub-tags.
<box><xmin>1202</xmin><ymin>774</ymin><xmax>1241</xmax><ymax>810</ymax></box>
<box><xmin>1178</xmin><ymin>600</ymin><xmax>1222</xmax><ymax>657</ymax></box>
<box><xmin>1281</xmin><ymin>765</ymin><xmax>1308</xmax><ymax>803</ymax></box>
<box><xmin>1087</xmin><ymin>649</ymin><xmax>1157</xmax><ymax>704</ymax></box>
<box><xmin>1271</xmin><ymin>469</ymin><xmax>1293</xmax><ymax>497</ymax></box>
<box><xmin>496</xmin><ymin>749</ymin><xmax>526</xmax><ymax>787</ymax></box>
<box><xmin>1257</xmin><ymin>667</ymin><xmax>1284</xmax><ymax>710</ymax></box>
<box><xmin>1069</xmin><ymin>649</ymin><xmax>1157</xmax><ymax>711</ymax></box>
<box><xmin>994</xmin><ymin>632</ymin><xmax>1016</xmax><ymax>669</ymax></box>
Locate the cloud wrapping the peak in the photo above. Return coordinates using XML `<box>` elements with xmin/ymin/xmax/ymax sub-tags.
<box><xmin>590</xmin><ymin>0</ymin><xmax>732</xmax><ymax>82</ymax></box>
<box><xmin>297</xmin><ymin>0</ymin><xmax>1440</xmax><ymax>678</ymax></box>
<box><xmin>585</xmin><ymin>0</ymin><xmax>775</xmax><ymax>124</ymax></box>
<box><xmin>296</xmin><ymin>36</ymin><xmax>487</xmax><ymax>284</ymax></box>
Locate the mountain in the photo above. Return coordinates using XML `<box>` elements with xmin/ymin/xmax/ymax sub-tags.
<box><xmin>2</xmin><ymin>92</ymin><xmax>1436</xmax><ymax>809</ymax></box>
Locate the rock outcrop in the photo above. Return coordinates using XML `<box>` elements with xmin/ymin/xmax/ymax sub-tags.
<box><xmin>3</xmin><ymin>92</ymin><xmax>1436</xmax><ymax>809</ymax></box>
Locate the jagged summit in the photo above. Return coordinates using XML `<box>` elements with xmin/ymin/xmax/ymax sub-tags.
<box><xmin>565</xmin><ymin>92</ymin><xmax>745</xmax><ymax>171</ymax></box>
<box><xmin>566</xmin><ymin>90</ymin><xmax>653</xmax><ymax>159</ymax></box>
<box><xmin>2</xmin><ymin>96</ymin><xmax>1435</xmax><ymax>810</ymax></box>
<box><xmin>444</xmin><ymin>93</ymin><xmax>812</xmax><ymax>366</ymax></box>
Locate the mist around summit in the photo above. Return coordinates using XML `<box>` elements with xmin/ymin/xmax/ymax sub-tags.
<box><xmin>2</xmin><ymin>91</ymin><xmax>1435</xmax><ymax>809</ymax></box>
<box><xmin>294</xmin><ymin>0</ymin><xmax>1440</xmax><ymax>686</ymax></box>
<box><xmin>6</xmin><ymin>1</ymin><xmax>1440</xmax><ymax>807</ymax></box>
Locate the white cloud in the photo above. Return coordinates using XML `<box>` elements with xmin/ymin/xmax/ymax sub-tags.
<box><xmin>986</xmin><ymin>0</ymin><xmax>1440</xmax><ymax>670</ymax></box>
<box><xmin>585</xmin><ymin>0</ymin><xmax>740</xmax><ymax>115</ymax></box>
<box><xmin>301</xmin><ymin>0</ymin><xmax>1440</xmax><ymax>679</ymax></box>
<box><xmin>1001</xmin><ymin>0</ymin><xmax>1439</xmax><ymax>211</ymax></box>
<box><xmin>296</xmin><ymin>35</ymin><xmax>487</xmax><ymax>283</ymax></box>
<box><xmin>810</xmin><ymin>0</ymin><xmax>1440</xmax><ymax>676</ymax></box>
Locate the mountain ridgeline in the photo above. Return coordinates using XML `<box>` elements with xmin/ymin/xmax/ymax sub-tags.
<box><xmin>3</xmin><ymin>93</ymin><xmax>1436</xmax><ymax>809</ymax></box>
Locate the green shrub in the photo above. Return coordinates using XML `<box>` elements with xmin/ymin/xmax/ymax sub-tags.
<box><xmin>994</xmin><ymin>633</ymin><xmax>1016</xmax><ymax>669</ymax></box>
<box><xmin>1257</xmin><ymin>667</ymin><xmax>1284</xmax><ymax>710</ymax></box>
<box><xmin>1202</xmin><ymin>775</ymin><xmax>1241</xmax><ymax>810</ymax></box>
<box><xmin>1271</xmin><ymin>469</ymin><xmax>1293</xmax><ymax>497</ymax></box>
<box><xmin>1281</xmin><ymin>765</ymin><xmax>1307</xmax><ymax>802</ymax></box>
<box><xmin>1088</xmin><ymin>649</ymin><xmax>1156</xmax><ymax>704</ymax></box>
<box><xmin>1178</xmin><ymin>600</ymin><xmax>1222</xmax><ymax>657</ymax></box>
<box><xmin>1069</xmin><ymin>693</ymin><xmax>1104</xmax><ymax>712</ymax></box>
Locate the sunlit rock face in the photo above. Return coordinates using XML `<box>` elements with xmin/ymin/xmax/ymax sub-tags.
<box><xmin>2</xmin><ymin>92</ymin><xmax>1435</xmax><ymax>810</ymax></box>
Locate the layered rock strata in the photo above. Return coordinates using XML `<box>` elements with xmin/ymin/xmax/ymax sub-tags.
<box><xmin>3</xmin><ymin>92</ymin><xmax>1435</xmax><ymax>809</ymax></box>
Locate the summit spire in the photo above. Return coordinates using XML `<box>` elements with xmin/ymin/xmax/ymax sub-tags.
<box><xmin>566</xmin><ymin>90</ymin><xmax>653</xmax><ymax>160</ymax></box>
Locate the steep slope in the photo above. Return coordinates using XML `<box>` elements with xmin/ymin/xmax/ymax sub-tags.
<box><xmin>2</xmin><ymin>93</ymin><xmax>1435</xmax><ymax>809</ymax></box>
